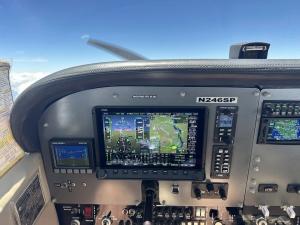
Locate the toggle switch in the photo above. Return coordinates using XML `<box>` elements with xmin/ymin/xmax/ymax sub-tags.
<box><xmin>283</xmin><ymin>206</ymin><xmax>296</xmax><ymax>219</ymax></box>
<box><xmin>259</xmin><ymin>205</ymin><xmax>269</xmax><ymax>218</ymax></box>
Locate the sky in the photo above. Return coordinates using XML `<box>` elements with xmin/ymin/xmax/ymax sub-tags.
<box><xmin>1</xmin><ymin>0</ymin><xmax>300</xmax><ymax>96</ymax></box>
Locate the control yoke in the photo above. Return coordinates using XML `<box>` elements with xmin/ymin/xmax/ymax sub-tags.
<box><xmin>142</xmin><ymin>180</ymin><xmax>159</xmax><ymax>225</ymax></box>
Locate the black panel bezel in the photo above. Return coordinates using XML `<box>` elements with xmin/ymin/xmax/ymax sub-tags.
<box><xmin>93</xmin><ymin>106</ymin><xmax>207</xmax><ymax>173</ymax></box>
<box><xmin>258</xmin><ymin>117</ymin><xmax>300</xmax><ymax>144</ymax></box>
<box><xmin>258</xmin><ymin>100</ymin><xmax>300</xmax><ymax>144</ymax></box>
<box><xmin>49</xmin><ymin>138</ymin><xmax>95</xmax><ymax>169</ymax></box>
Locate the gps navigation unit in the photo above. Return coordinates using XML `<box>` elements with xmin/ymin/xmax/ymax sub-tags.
<box><xmin>94</xmin><ymin>107</ymin><xmax>207</xmax><ymax>180</ymax></box>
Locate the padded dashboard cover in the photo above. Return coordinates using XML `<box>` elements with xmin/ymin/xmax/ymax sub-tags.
<box><xmin>9</xmin><ymin>59</ymin><xmax>300</xmax><ymax>152</ymax></box>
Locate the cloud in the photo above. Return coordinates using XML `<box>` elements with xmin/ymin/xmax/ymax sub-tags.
<box><xmin>81</xmin><ymin>34</ymin><xmax>90</xmax><ymax>40</ymax></box>
<box><xmin>10</xmin><ymin>71</ymin><xmax>49</xmax><ymax>97</ymax></box>
<box><xmin>14</xmin><ymin>57</ymin><xmax>48</xmax><ymax>63</ymax></box>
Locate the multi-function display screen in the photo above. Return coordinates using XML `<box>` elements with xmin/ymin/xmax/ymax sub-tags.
<box><xmin>95</xmin><ymin>108</ymin><xmax>206</xmax><ymax>169</ymax></box>
<box><xmin>218</xmin><ymin>114</ymin><xmax>234</xmax><ymax>128</ymax></box>
<box><xmin>267</xmin><ymin>119</ymin><xmax>300</xmax><ymax>141</ymax></box>
<box><xmin>51</xmin><ymin>142</ymin><xmax>91</xmax><ymax>168</ymax></box>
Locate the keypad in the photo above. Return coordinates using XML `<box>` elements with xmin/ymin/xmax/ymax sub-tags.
<box><xmin>211</xmin><ymin>146</ymin><xmax>232</xmax><ymax>178</ymax></box>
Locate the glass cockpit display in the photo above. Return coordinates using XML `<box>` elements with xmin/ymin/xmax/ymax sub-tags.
<box><xmin>51</xmin><ymin>140</ymin><xmax>93</xmax><ymax>168</ymax></box>
<box><xmin>95</xmin><ymin>108</ymin><xmax>206</xmax><ymax>169</ymax></box>
<box><xmin>266</xmin><ymin>119</ymin><xmax>300</xmax><ymax>141</ymax></box>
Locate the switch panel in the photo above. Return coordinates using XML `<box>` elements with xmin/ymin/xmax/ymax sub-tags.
<box><xmin>211</xmin><ymin>146</ymin><xmax>233</xmax><ymax>179</ymax></box>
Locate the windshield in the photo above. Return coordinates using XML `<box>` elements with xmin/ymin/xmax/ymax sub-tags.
<box><xmin>1</xmin><ymin>0</ymin><xmax>300</xmax><ymax>97</ymax></box>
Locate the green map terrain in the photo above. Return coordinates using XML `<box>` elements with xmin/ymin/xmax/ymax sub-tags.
<box><xmin>272</xmin><ymin>119</ymin><xmax>300</xmax><ymax>140</ymax></box>
<box><xmin>150</xmin><ymin>115</ymin><xmax>188</xmax><ymax>153</ymax></box>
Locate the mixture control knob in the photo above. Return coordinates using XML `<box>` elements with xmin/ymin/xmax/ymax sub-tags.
<box><xmin>70</xmin><ymin>219</ymin><xmax>80</xmax><ymax>225</ymax></box>
<box><xmin>194</xmin><ymin>187</ymin><xmax>202</xmax><ymax>200</ymax></box>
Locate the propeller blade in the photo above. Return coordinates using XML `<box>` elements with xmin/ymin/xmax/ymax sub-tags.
<box><xmin>87</xmin><ymin>38</ymin><xmax>147</xmax><ymax>60</ymax></box>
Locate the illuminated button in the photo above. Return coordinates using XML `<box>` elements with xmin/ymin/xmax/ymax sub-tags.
<box><xmin>67</xmin><ymin>169</ymin><xmax>73</xmax><ymax>174</ymax></box>
<box><xmin>163</xmin><ymin>170</ymin><xmax>168</xmax><ymax>175</ymax></box>
<box><xmin>183</xmin><ymin>171</ymin><xmax>188</xmax><ymax>175</ymax></box>
<box><xmin>194</xmin><ymin>222</ymin><xmax>199</xmax><ymax>225</ymax></box>
<box><xmin>132</xmin><ymin>170</ymin><xmax>138</xmax><ymax>174</ymax></box>
<box><xmin>54</xmin><ymin>183</ymin><xmax>61</xmax><ymax>188</ymax></box>
<box><xmin>152</xmin><ymin>170</ymin><xmax>158</xmax><ymax>174</ymax></box>
<box><xmin>123</xmin><ymin>170</ymin><xmax>128</xmax><ymax>174</ymax></box>
<box><xmin>60</xmin><ymin>169</ymin><xmax>66</xmax><ymax>174</ymax></box>
<box><xmin>173</xmin><ymin>170</ymin><xmax>179</xmax><ymax>175</ymax></box>
<box><xmin>73</xmin><ymin>169</ymin><xmax>79</xmax><ymax>174</ymax></box>
<box><xmin>80</xmin><ymin>169</ymin><xmax>86</xmax><ymax>174</ymax></box>
<box><xmin>200</xmin><ymin>222</ymin><xmax>206</xmax><ymax>225</ymax></box>
<box><xmin>54</xmin><ymin>169</ymin><xmax>60</xmax><ymax>174</ymax></box>
<box><xmin>113</xmin><ymin>169</ymin><xmax>118</xmax><ymax>174</ymax></box>
<box><xmin>187</xmin><ymin>222</ymin><xmax>192</xmax><ymax>225</ymax></box>
<box><xmin>87</xmin><ymin>169</ymin><xmax>93</xmax><ymax>174</ymax></box>
<box><xmin>218</xmin><ymin>149</ymin><xmax>223</xmax><ymax>153</ymax></box>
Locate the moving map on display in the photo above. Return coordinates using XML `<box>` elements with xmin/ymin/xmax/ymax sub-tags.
<box><xmin>101</xmin><ymin>111</ymin><xmax>200</xmax><ymax>168</ymax></box>
<box><xmin>267</xmin><ymin>119</ymin><xmax>300</xmax><ymax>141</ymax></box>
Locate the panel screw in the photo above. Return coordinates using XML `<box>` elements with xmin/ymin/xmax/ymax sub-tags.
<box><xmin>253</xmin><ymin>90</ymin><xmax>260</xmax><ymax>96</ymax></box>
<box><xmin>253</xmin><ymin>165</ymin><xmax>260</xmax><ymax>172</ymax></box>
<box><xmin>262</xmin><ymin>91</ymin><xmax>271</xmax><ymax>97</ymax></box>
<box><xmin>161</xmin><ymin>200</ymin><xmax>166</xmax><ymax>205</ymax></box>
<box><xmin>254</xmin><ymin>156</ymin><xmax>261</xmax><ymax>163</ymax></box>
<box><xmin>180</xmin><ymin>91</ymin><xmax>186</xmax><ymax>97</ymax></box>
<box><xmin>250</xmin><ymin>178</ymin><xmax>257</xmax><ymax>185</ymax></box>
<box><xmin>112</xmin><ymin>93</ymin><xmax>119</xmax><ymax>99</ymax></box>
<box><xmin>249</xmin><ymin>187</ymin><xmax>256</xmax><ymax>194</ymax></box>
<box><xmin>43</xmin><ymin>123</ymin><xmax>48</xmax><ymax>128</ymax></box>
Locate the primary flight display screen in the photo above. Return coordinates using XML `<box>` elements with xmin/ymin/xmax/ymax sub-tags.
<box><xmin>51</xmin><ymin>140</ymin><xmax>92</xmax><ymax>168</ymax></box>
<box><xmin>266</xmin><ymin>119</ymin><xmax>300</xmax><ymax>141</ymax></box>
<box><xmin>95</xmin><ymin>107</ymin><xmax>206</xmax><ymax>169</ymax></box>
